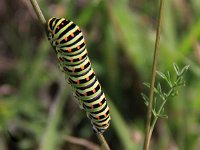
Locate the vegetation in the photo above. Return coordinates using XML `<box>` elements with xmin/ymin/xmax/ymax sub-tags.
<box><xmin>0</xmin><ymin>0</ymin><xmax>199</xmax><ymax>150</ymax></box>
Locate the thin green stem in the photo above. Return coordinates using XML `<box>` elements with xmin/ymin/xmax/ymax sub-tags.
<box><xmin>149</xmin><ymin>100</ymin><xmax>167</xmax><ymax>140</ymax></box>
<box><xmin>143</xmin><ymin>0</ymin><xmax>164</xmax><ymax>150</ymax></box>
<box><xmin>149</xmin><ymin>86</ymin><xmax>174</xmax><ymax>140</ymax></box>
<box><xmin>97</xmin><ymin>133</ymin><xmax>110</xmax><ymax>150</ymax></box>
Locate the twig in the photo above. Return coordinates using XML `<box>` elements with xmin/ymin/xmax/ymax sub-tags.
<box><xmin>97</xmin><ymin>133</ymin><xmax>110</xmax><ymax>150</ymax></box>
<box><xmin>29</xmin><ymin>0</ymin><xmax>47</xmax><ymax>30</ymax></box>
<box><xmin>64</xmin><ymin>135</ymin><xmax>100</xmax><ymax>150</ymax></box>
<box><xmin>143</xmin><ymin>0</ymin><xmax>164</xmax><ymax>150</ymax></box>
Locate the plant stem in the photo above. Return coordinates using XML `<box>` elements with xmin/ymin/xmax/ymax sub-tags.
<box><xmin>149</xmin><ymin>87</ymin><xmax>174</xmax><ymax>141</ymax></box>
<box><xmin>29</xmin><ymin>0</ymin><xmax>47</xmax><ymax>30</ymax></box>
<box><xmin>149</xmin><ymin>100</ymin><xmax>166</xmax><ymax>140</ymax></box>
<box><xmin>97</xmin><ymin>133</ymin><xmax>110</xmax><ymax>150</ymax></box>
<box><xmin>143</xmin><ymin>0</ymin><xmax>164</xmax><ymax>150</ymax></box>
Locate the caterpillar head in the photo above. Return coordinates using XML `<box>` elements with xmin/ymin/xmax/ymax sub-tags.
<box><xmin>47</xmin><ymin>17</ymin><xmax>57</xmax><ymax>44</ymax></box>
<box><xmin>47</xmin><ymin>17</ymin><xmax>56</xmax><ymax>33</ymax></box>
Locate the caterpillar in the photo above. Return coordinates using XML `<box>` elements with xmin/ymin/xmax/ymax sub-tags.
<box><xmin>47</xmin><ymin>17</ymin><xmax>111</xmax><ymax>133</ymax></box>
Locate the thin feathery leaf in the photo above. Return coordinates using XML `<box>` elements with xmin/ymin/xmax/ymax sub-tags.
<box><xmin>173</xmin><ymin>63</ymin><xmax>180</xmax><ymax>75</ymax></box>
<box><xmin>156</xmin><ymin>71</ymin><xmax>167</xmax><ymax>80</ymax></box>
<box><xmin>179</xmin><ymin>65</ymin><xmax>190</xmax><ymax>76</ymax></box>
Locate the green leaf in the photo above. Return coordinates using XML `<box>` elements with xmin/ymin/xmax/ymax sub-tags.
<box><xmin>167</xmin><ymin>71</ymin><xmax>171</xmax><ymax>80</ymax></box>
<box><xmin>143</xmin><ymin>82</ymin><xmax>159</xmax><ymax>94</ymax></box>
<box><xmin>157</xmin><ymin>108</ymin><xmax>168</xmax><ymax>119</ymax></box>
<box><xmin>176</xmin><ymin>76</ymin><xmax>183</xmax><ymax>85</ymax></box>
<box><xmin>156</xmin><ymin>71</ymin><xmax>167</xmax><ymax>80</ymax></box>
<box><xmin>166</xmin><ymin>71</ymin><xmax>173</xmax><ymax>87</ymax></box>
<box><xmin>179</xmin><ymin>65</ymin><xmax>190</xmax><ymax>76</ymax></box>
<box><xmin>157</xmin><ymin>114</ymin><xmax>168</xmax><ymax>119</ymax></box>
<box><xmin>143</xmin><ymin>82</ymin><xmax>150</xmax><ymax>88</ymax></box>
<box><xmin>157</xmin><ymin>83</ymin><xmax>162</xmax><ymax>94</ymax></box>
<box><xmin>141</xmin><ymin>93</ymin><xmax>149</xmax><ymax>106</ymax></box>
<box><xmin>153</xmin><ymin>97</ymin><xmax>157</xmax><ymax>109</ymax></box>
<box><xmin>152</xmin><ymin>109</ymin><xmax>157</xmax><ymax>117</ymax></box>
<box><xmin>173</xmin><ymin>63</ymin><xmax>180</xmax><ymax>75</ymax></box>
<box><xmin>171</xmin><ymin>90</ymin><xmax>178</xmax><ymax>97</ymax></box>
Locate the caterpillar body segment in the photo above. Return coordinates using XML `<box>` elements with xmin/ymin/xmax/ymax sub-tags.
<box><xmin>47</xmin><ymin>17</ymin><xmax>110</xmax><ymax>133</ymax></box>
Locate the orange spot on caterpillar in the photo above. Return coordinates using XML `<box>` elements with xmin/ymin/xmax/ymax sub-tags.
<box><xmin>104</xmin><ymin>114</ymin><xmax>106</xmax><ymax>117</ymax></box>
<box><xmin>77</xmin><ymin>46</ymin><xmax>80</xmax><ymax>49</ymax></box>
<box><xmin>86</xmin><ymin>77</ymin><xmax>89</xmax><ymax>81</ymax></box>
<box><xmin>97</xmin><ymin>116</ymin><xmax>100</xmax><ymax>120</ymax></box>
<box><xmin>64</xmin><ymin>37</ymin><xmax>68</xmax><ymax>41</ymax></box>
<box><xmin>71</xmin><ymin>33</ymin><xmax>74</xmax><ymax>37</ymax></box>
<box><xmin>79</xmin><ymin>56</ymin><xmax>82</xmax><ymax>60</ymax></box>
<box><xmin>93</xmin><ymin>89</ymin><xmax>96</xmax><ymax>93</ymax></box>
<box><xmin>68</xmin><ymin>49</ymin><xmax>72</xmax><ymax>52</ymax></box>
<box><xmin>81</xmin><ymin>66</ymin><xmax>84</xmax><ymax>70</ymax></box>
<box><xmin>84</xmin><ymin>93</ymin><xmax>87</xmax><ymax>96</ymax></box>
<box><xmin>99</xmin><ymin>102</ymin><xmax>102</xmax><ymax>106</ymax></box>
<box><xmin>77</xmin><ymin>80</ymin><xmax>80</xmax><ymax>84</ymax></box>
<box><xmin>70</xmin><ymin>59</ymin><xmax>73</xmax><ymax>62</ymax></box>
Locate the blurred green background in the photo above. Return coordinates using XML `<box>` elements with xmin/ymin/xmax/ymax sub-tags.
<box><xmin>0</xmin><ymin>0</ymin><xmax>200</xmax><ymax>150</ymax></box>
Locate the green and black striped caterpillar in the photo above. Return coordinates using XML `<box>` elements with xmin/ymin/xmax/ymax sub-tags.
<box><xmin>47</xmin><ymin>17</ymin><xmax>111</xmax><ymax>133</ymax></box>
